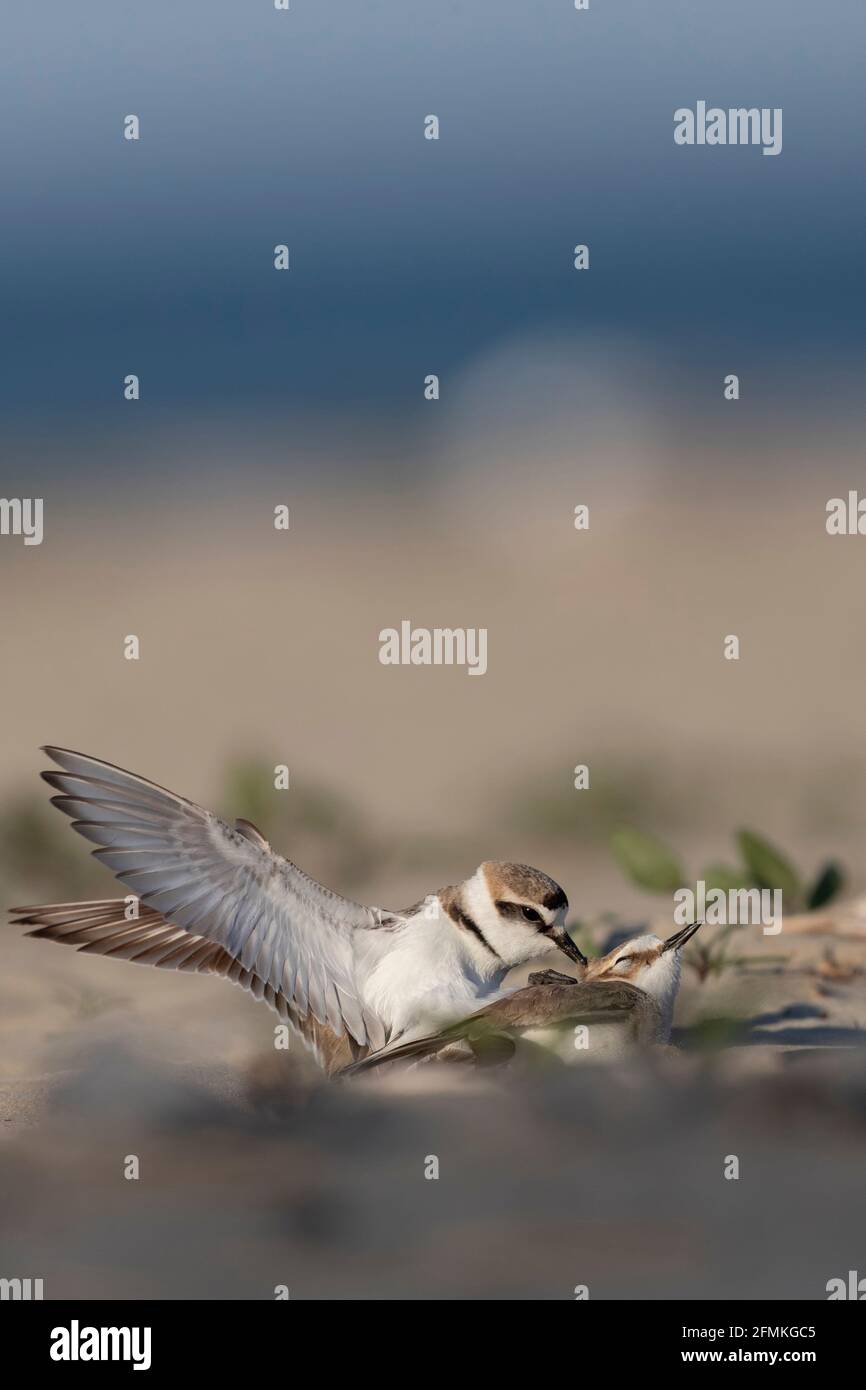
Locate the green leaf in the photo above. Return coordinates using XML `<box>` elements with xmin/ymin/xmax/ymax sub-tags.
<box><xmin>610</xmin><ymin>828</ymin><xmax>683</xmax><ymax>893</ymax></box>
<box><xmin>736</xmin><ymin>829</ymin><xmax>801</xmax><ymax>904</ymax></box>
<box><xmin>700</xmin><ymin>863</ymin><xmax>750</xmax><ymax>895</ymax></box>
<box><xmin>806</xmin><ymin>861</ymin><xmax>845</xmax><ymax>910</ymax></box>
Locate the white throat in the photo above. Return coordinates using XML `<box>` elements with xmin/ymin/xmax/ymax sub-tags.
<box><xmin>360</xmin><ymin>894</ymin><xmax>506</xmax><ymax>1041</ymax></box>
<box><xmin>636</xmin><ymin>951</ymin><xmax>682</xmax><ymax>1038</ymax></box>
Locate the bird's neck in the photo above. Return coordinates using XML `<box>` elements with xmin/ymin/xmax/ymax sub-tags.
<box><xmin>639</xmin><ymin>954</ymin><xmax>682</xmax><ymax>1039</ymax></box>
<box><xmin>438</xmin><ymin>883</ymin><xmax>510</xmax><ymax>981</ymax></box>
<box><xmin>362</xmin><ymin>901</ymin><xmax>505</xmax><ymax>1040</ymax></box>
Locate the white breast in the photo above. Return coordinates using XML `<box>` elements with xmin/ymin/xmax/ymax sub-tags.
<box><xmin>358</xmin><ymin>911</ymin><xmax>504</xmax><ymax>1039</ymax></box>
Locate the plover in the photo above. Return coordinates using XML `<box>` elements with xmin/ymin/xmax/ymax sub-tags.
<box><xmin>9</xmin><ymin>748</ymin><xmax>586</xmax><ymax>1075</ymax></box>
<box><xmin>343</xmin><ymin>921</ymin><xmax>702</xmax><ymax>1073</ymax></box>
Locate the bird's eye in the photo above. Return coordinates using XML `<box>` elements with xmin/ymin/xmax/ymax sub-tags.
<box><xmin>615</xmin><ymin>955</ymin><xmax>631</xmax><ymax>967</ymax></box>
<box><xmin>521</xmin><ymin>906</ymin><xmax>542</xmax><ymax>924</ymax></box>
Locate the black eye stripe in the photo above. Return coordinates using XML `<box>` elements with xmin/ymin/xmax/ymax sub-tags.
<box><xmin>495</xmin><ymin>900</ymin><xmax>546</xmax><ymax>926</ymax></box>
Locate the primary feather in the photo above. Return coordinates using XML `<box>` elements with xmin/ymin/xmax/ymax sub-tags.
<box><xmin>16</xmin><ymin>746</ymin><xmax>392</xmax><ymax>1055</ymax></box>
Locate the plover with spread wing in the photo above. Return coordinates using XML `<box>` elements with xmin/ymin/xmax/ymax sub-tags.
<box><xmin>9</xmin><ymin>748</ymin><xmax>586</xmax><ymax>1075</ymax></box>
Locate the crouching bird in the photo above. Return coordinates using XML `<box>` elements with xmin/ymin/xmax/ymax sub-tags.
<box><xmin>340</xmin><ymin>921</ymin><xmax>703</xmax><ymax>1075</ymax></box>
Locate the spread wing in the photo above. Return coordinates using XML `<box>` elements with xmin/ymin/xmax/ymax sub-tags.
<box><xmin>14</xmin><ymin>747</ymin><xmax>389</xmax><ymax>1050</ymax></box>
<box><xmin>341</xmin><ymin>978</ymin><xmax>649</xmax><ymax>1075</ymax></box>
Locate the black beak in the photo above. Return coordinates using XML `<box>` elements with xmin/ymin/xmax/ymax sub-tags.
<box><xmin>662</xmin><ymin>920</ymin><xmax>703</xmax><ymax>953</ymax></box>
<box><xmin>553</xmin><ymin>929</ymin><xmax>588</xmax><ymax>968</ymax></box>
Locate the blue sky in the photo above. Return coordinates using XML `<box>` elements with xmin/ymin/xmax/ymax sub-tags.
<box><xmin>2</xmin><ymin>1</ymin><xmax>863</xmax><ymax>434</ymax></box>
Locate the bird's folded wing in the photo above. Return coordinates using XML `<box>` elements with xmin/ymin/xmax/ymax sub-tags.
<box><xmin>467</xmin><ymin>978</ymin><xmax>647</xmax><ymax>1030</ymax></box>
<box><xmin>20</xmin><ymin>747</ymin><xmax>387</xmax><ymax>1048</ymax></box>
<box><xmin>341</xmin><ymin>978</ymin><xmax>647</xmax><ymax>1074</ymax></box>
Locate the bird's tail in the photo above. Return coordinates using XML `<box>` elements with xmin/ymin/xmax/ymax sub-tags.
<box><xmin>8</xmin><ymin>897</ymin><xmax>301</xmax><ymax>1025</ymax></box>
<box><xmin>340</xmin><ymin>1031</ymin><xmax>449</xmax><ymax>1076</ymax></box>
<box><xmin>339</xmin><ymin>1018</ymin><xmax>517</xmax><ymax>1077</ymax></box>
<box><xmin>10</xmin><ymin>898</ymin><xmax>224</xmax><ymax>971</ymax></box>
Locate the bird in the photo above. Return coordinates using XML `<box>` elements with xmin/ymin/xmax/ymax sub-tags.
<box><xmin>8</xmin><ymin>747</ymin><xmax>587</xmax><ymax>1076</ymax></box>
<box><xmin>341</xmin><ymin>920</ymin><xmax>703</xmax><ymax>1075</ymax></box>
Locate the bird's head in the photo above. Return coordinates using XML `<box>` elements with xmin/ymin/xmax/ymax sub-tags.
<box><xmin>583</xmin><ymin>921</ymin><xmax>702</xmax><ymax>1015</ymax></box>
<box><xmin>442</xmin><ymin>861</ymin><xmax>586</xmax><ymax>972</ymax></box>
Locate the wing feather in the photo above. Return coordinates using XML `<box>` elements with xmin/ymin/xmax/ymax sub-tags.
<box><xmin>10</xmin><ymin>898</ymin><xmax>363</xmax><ymax>1074</ymax></box>
<box><xmin>25</xmin><ymin>747</ymin><xmax>388</xmax><ymax>1046</ymax></box>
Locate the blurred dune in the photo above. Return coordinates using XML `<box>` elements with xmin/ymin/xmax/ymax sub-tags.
<box><xmin>2</xmin><ymin>441</ymin><xmax>866</xmax><ymax>914</ymax></box>
<box><xmin>2</xmin><ymin>1032</ymin><xmax>866</xmax><ymax>1299</ymax></box>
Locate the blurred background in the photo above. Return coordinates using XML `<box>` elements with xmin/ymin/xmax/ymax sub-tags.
<box><xmin>2</xmin><ymin>0</ymin><xmax>866</xmax><ymax>1299</ymax></box>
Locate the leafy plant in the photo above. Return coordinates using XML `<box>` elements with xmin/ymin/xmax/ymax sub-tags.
<box><xmin>610</xmin><ymin>828</ymin><xmax>683</xmax><ymax>892</ymax></box>
<box><xmin>700</xmin><ymin>863</ymin><xmax>751</xmax><ymax>895</ymax></box>
<box><xmin>737</xmin><ymin>830</ymin><xmax>801</xmax><ymax>901</ymax></box>
<box><xmin>806</xmin><ymin>861</ymin><xmax>845</xmax><ymax>910</ymax></box>
<box><xmin>685</xmin><ymin>924</ymin><xmax>786</xmax><ymax>983</ymax></box>
<box><xmin>610</xmin><ymin>824</ymin><xmax>845</xmax><ymax>915</ymax></box>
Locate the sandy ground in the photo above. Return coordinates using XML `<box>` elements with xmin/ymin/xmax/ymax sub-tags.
<box><xmin>2</xmin><ymin>905</ymin><xmax>866</xmax><ymax>1300</ymax></box>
